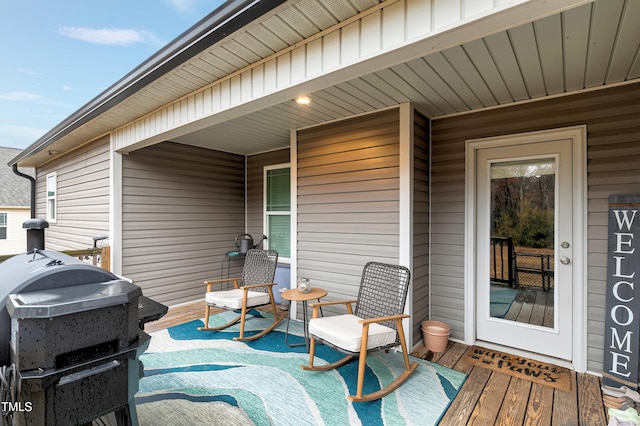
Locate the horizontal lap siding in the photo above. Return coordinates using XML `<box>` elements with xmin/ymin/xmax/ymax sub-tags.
<box><xmin>0</xmin><ymin>209</ymin><xmax>31</xmax><ymax>255</ymax></box>
<box><xmin>36</xmin><ymin>136</ymin><xmax>110</xmax><ymax>250</ymax></box>
<box><xmin>429</xmin><ymin>134</ymin><xmax>465</xmax><ymax>339</ymax></box>
<box><xmin>431</xmin><ymin>83</ymin><xmax>640</xmax><ymax>371</ymax></box>
<box><xmin>413</xmin><ymin>111</ymin><xmax>430</xmax><ymax>343</ymax></box>
<box><xmin>297</xmin><ymin>109</ymin><xmax>400</xmax><ymax>308</ymax></box>
<box><xmin>122</xmin><ymin>142</ymin><xmax>245</xmax><ymax>306</ymax></box>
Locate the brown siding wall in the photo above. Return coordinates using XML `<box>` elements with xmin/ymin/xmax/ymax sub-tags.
<box><xmin>431</xmin><ymin>83</ymin><xmax>640</xmax><ymax>371</ymax></box>
<box><xmin>296</xmin><ymin>109</ymin><xmax>401</xmax><ymax>308</ymax></box>
<box><xmin>413</xmin><ymin>110</ymin><xmax>430</xmax><ymax>343</ymax></box>
<box><xmin>246</xmin><ymin>148</ymin><xmax>291</xmax><ymax>243</ymax></box>
<box><xmin>36</xmin><ymin>136</ymin><xmax>110</xmax><ymax>251</ymax></box>
<box><xmin>121</xmin><ymin>142</ymin><xmax>245</xmax><ymax>306</ymax></box>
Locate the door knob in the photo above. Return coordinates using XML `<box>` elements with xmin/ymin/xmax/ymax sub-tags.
<box><xmin>560</xmin><ymin>256</ymin><xmax>571</xmax><ymax>265</ymax></box>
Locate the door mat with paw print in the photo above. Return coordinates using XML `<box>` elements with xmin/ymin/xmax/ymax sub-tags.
<box><xmin>463</xmin><ymin>346</ymin><xmax>571</xmax><ymax>391</ymax></box>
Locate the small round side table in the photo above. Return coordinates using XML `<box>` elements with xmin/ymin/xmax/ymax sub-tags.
<box><xmin>281</xmin><ymin>287</ymin><xmax>327</xmax><ymax>350</ymax></box>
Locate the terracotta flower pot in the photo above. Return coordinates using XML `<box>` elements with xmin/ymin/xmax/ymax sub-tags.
<box><xmin>421</xmin><ymin>320</ymin><xmax>450</xmax><ymax>353</ymax></box>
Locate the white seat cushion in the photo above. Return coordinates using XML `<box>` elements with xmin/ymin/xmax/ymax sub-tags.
<box><xmin>308</xmin><ymin>314</ymin><xmax>397</xmax><ymax>352</ymax></box>
<box><xmin>205</xmin><ymin>288</ymin><xmax>270</xmax><ymax>310</ymax></box>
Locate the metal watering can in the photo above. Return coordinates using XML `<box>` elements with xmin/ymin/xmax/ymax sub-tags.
<box><xmin>235</xmin><ymin>233</ymin><xmax>267</xmax><ymax>255</ymax></box>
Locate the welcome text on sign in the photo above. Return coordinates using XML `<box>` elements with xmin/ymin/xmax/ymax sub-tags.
<box><xmin>603</xmin><ymin>195</ymin><xmax>640</xmax><ymax>389</ymax></box>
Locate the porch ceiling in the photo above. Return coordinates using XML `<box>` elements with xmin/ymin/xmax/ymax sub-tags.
<box><xmin>13</xmin><ymin>0</ymin><xmax>639</xmax><ymax>167</ymax></box>
<box><xmin>168</xmin><ymin>0</ymin><xmax>640</xmax><ymax>155</ymax></box>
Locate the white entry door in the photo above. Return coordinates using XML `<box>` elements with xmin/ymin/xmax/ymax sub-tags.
<box><xmin>472</xmin><ymin>128</ymin><xmax>585</xmax><ymax>362</ymax></box>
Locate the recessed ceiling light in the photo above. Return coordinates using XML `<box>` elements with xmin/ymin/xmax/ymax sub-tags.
<box><xmin>295</xmin><ymin>95</ymin><xmax>311</xmax><ymax>105</ymax></box>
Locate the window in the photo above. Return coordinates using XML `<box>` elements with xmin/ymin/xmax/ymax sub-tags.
<box><xmin>265</xmin><ymin>165</ymin><xmax>290</xmax><ymax>260</ymax></box>
<box><xmin>0</xmin><ymin>213</ymin><xmax>6</xmax><ymax>240</ymax></box>
<box><xmin>46</xmin><ymin>172</ymin><xmax>57</xmax><ymax>222</ymax></box>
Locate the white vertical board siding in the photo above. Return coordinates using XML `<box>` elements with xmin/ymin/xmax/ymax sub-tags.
<box><xmin>35</xmin><ymin>136</ymin><xmax>111</xmax><ymax>251</ymax></box>
<box><xmin>431</xmin><ymin>83</ymin><xmax>640</xmax><ymax>371</ymax></box>
<box><xmin>121</xmin><ymin>142</ymin><xmax>245</xmax><ymax>306</ymax></box>
<box><xmin>296</xmin><ymin>108</ymin><xmax>401</xmax><ymax>308</ymax></box>
<box><xmin>112</xmin><ymin>0</ymin><xmax>551</xmax><ymax>152</ymax></box>
<box><xmin>413</xmin><ymin>110</ymin><xmax>430</xmax><ymax>344</ymax></box>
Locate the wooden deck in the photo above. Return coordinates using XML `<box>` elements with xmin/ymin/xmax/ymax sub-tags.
<box><xmin>143</xmin><ymin>301</ymin><xmax>608</xmax><ymax>425</ymax></box>
<box><xmin>503</xmin><ymin>286</ymin><xmax>554</xmax><ymax>327</ymax></box>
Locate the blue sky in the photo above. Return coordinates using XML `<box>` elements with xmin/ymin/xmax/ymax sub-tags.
<box><xmin>0</xmin><ymin>0</ymin><xmax>226</xmax><ymax>150</ymax></box>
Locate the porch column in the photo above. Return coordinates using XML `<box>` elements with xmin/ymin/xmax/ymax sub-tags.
<box><xmin>399</xmin><ymin>102</ymin><xmax>414</xmax><ymax>346</ymax></box>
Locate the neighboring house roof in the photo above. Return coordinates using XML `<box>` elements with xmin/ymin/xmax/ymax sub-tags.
<box><xmin>0</xmin><ymin>147</ymin><xmax>33</xmax><ymax>207</ymax></box>
<box><xmin>8</xmin><ymin>0</ymin><xmax>639</xmax><ymax>167</ymax></box>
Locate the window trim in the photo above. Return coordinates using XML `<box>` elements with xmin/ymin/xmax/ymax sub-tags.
<box><xmin>46</xmin><ymin>172</ymin><xmax>57</xmax><ymax>223</ymax></box>
<box><xmin>0</xmin><ymin>212</ymin><xmax>7</xmax><ymax>240</ymax></box>
<box><xmin>264</xmin><ymin>163</ymin><xmax>291</xmax><ymax>263</ymax></box>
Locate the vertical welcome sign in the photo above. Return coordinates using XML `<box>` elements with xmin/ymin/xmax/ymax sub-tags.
<box><xmin>603</xmin><ymin>194</ymin><xmax>640</xmax><ymax>389</ymax></box>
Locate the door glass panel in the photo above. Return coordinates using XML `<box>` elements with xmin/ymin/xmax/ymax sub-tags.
<box><xmin>489</xmin><ymin>158</ymin><xmax>555</xmax><ymax>327</ymax></box>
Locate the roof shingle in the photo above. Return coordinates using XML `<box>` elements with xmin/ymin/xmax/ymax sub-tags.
<box><xmin>0</xmin><ymin>147</ymin><xmax>33</xmax><ymax>207</ymax></box>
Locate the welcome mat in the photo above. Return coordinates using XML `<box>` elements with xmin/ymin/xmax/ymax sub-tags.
<box><xmin>463</xmin><ymin>346</ymin><xmax>571</xmax><ymax>391</ymax></box>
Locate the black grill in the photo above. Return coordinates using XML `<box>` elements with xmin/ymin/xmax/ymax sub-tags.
<box><xmin>0</xmin><ymin>247</ymin><xmax>162</xmax><ymax>425</ymax></box>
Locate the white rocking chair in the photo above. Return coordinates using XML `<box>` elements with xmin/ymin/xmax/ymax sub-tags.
<box><xmin>199</xmin><ymin>249</ymin><xmax>283</xmax><ymax>341</ymax></box>
<box><xmin>301</xmin><ymin>262</ymin><xmax>418</xmax><ymax>402</ymax></box>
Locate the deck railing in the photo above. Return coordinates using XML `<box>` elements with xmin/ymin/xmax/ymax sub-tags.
<box><xmin>490</xmin><ymin>236</ymin><xmax>516</xmax><ymax>287</ymax></box>
<box><xmin>514</xmin><ymin>251</ymin><xmax>554</xmax><ymax>290</ymax></box>
<box><xmin>0</xmin><ymin>246</ymin><xmax>111</xmax><ymax>271</ymax></box>
<box><xmin>490</xmin><ymin>236</ymin><xmax>554</xmax><ymax>290</ymax></box>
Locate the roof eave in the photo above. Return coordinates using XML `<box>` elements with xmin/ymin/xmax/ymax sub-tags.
<box><xmin>8</xmin><ymin>0</ymin><xmax>288</xmax><ymax>167</ymax></box>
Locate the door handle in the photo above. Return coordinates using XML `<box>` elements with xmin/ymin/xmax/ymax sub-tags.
<box><xmin>560</xmin><ymin>256</ymin><xmax>571</xmax><ymax>265</ymax></box>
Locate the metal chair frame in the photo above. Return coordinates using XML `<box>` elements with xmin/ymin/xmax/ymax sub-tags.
<box><xmin>199</xmin><ymin>249</ymin><xmax>283</xmax><ymax>341</ymax></box>
<box><xmin>302</xmin><ymin>262</ymin><xmax>418</xmax><ymax>402</ymax></box>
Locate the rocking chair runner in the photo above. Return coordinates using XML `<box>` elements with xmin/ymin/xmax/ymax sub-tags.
<box><xmin>301</xmin><ymin>262</ymin><xmax>418</xmax><ymax>402</ymax></box>
<box><xmin>199</xmin><ymin>249</ymin><xmax>283</xmax><ymax>341</ymax></box>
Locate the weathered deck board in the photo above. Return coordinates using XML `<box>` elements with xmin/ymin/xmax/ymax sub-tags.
<box><xmin>553</xmin><ymin>373</ymin><xmax>579</xmax><ymax>425</ymax></box>
<box><xmin>134</xmin><ymin>300</ymin><xmax>608</xmax><ymax>426</ymax></box>
<box><xmin>440</xmin><ymin>367</ymin><xmax>492</xmax><ymax>425</ymax></box>
<box><xmin>495</xmin><ymin>377</ymin><xmax>532</xmax><ymax>425</ymax></box>
<box><xmin>529</xmin><ymin>289</ymin><xmax>547</xmax><ymax>325</ymax></box>
<box><xmin>578</xmin><ymin>373</ymin><xmax>608</xmax><ymax>425</ymax></box>
<box><xmin>469</xmin><ymin>372</ymin><xmax>511</xmax><ymax>424</ymax></box>
<box><xmin>523</xmin><ymin>382</ymin><xmax>554</xmax><ymax>425</ymax></box>
<box><xmin>503</xmin><ymin>286</ymin><xmax>556</xmax><ymax>329</ymax></box>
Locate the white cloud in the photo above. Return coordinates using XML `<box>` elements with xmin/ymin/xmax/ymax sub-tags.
<box><xmin>0</xmin><ymin>92</ymin><xmax>44</xmax><ymax>101</ymax></box>
<box><xmin>164</xmin><ymin>0</ymin><xmax>196</xmax><ymax>13</ymax></box>
<box><xmin>61</xmin><ymin>85</ymin><xmax>74</xmax><ymax>91</ymax></box>
<box><xmin>58</xmin><ymin>26</ymin><xmax>159</xmax><ymax>46</ymax></box>
<box><xmin>17</xmin><ymin>68</ymin><xmax>40</xmax><ymax>77</ymax></box>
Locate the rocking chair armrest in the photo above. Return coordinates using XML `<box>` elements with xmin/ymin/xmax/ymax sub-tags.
<box><xmin>204</xmin><ymin>277</ymin><xmax>242</xmax><ymax>285</ymax></box>
<box><xmin>309</xmin><ymin>299</ymin><xmax>357</xmax><ymax>318</ymax></box>
<box><xmin>358</xmin><ymin>313</ymin><xmax>409</xmax><ymax>325</ymax></box>
<box><xmin>308</xmin><ymin>299</ymin><xmax>357</xmax><ymax>309</ymax></box>
<box><xmin>241</xmin><ymin>282</ymin><xmax>277</xmax><ymax>290</ymax></box>
<box><xmin>204</xmin><ymin>277</ymin><xmax>241</xmax><ymax>292</ymax></box>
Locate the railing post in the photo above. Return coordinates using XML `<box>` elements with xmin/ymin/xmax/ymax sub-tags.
<box><xmin>101</xmin><ymin>246</ymin><xmax>111</xmax><ymax>272</ymax></box>
<box><xmin>507</xmin><ymin>237</ymin><xmax>515</xmax><ymax>287</ymax></box>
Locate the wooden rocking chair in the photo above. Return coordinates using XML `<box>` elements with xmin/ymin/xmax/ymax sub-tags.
<box><xmin>199</xmin><ymin>249</ymin><xmax>283</xmax><ymax>341</ymax></box>
<box><xmin>301</xmin><ymin>262</ymin><xmax>418</xmax><ymax>402</ymax></box>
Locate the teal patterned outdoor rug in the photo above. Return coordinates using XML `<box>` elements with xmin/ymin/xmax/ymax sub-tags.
<box><xmin>490</xmin><ymin>284</ymin><xmax>519</xmax><ymax>318</ymax></box>
<box><xmin>136</xmin><ymin>310</ymin><xmax>467</xmax><ymax>425</ymax></box>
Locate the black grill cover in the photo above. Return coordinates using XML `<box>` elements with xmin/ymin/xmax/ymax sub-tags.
<box><xmin>0</xmin><ymin>250</ymin><xmax>123</xmax><ymax>367</ymax></box>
